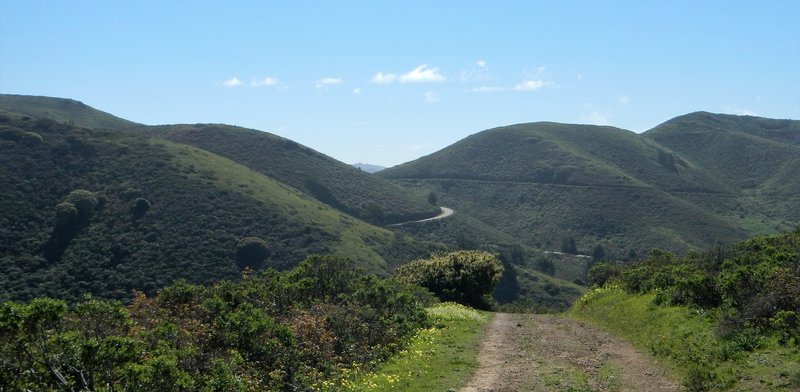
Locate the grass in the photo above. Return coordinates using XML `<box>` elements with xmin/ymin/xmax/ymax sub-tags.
<box><xmin>571</xmin><ymin>286</ymin><xmax>800</xmax><ymax>391</ymax></box>
<box><xmin>316</xmin><ymin>302</ymin><xmax>490</xmax><ymax>391</ymax></box>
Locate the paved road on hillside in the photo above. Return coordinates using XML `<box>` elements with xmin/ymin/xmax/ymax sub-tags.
<box><xmin>461</xmin><ymin>313</ymin><xmax>679</xmax><ymax>392</ymax></box>
<box><xmin>389</xmin><ymin>206</ymin><xmax>453</xmax><ymax>226</ymax></box>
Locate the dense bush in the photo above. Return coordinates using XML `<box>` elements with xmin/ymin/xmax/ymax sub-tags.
<box><xmin>394</xmin><ymin>250</ymin><xmax>503</xmax><ymax>309</ymax></box>
<box><xmin>611</xmin><ymin>230</ymin><xmax>800</xmax><ymax>339</ymax></box>
<box><xmin>235</xmin><ymin>237</ymin><xmax>270</xmax><ymax>270</ymax></box>
<box><xmin>0</xmin><ymin>256</ymin><xmax>431</xmax><ymax>391</ymax></box>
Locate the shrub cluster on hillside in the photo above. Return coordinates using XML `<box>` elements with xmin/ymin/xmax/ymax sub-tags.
<box><xmin>590</xmin><ymin>229</ymin><xmax>800</xmax><ymax>342</ymax></box>
<box><xmin>394</xmin><ymin>250</ymin><xmax>503</xmax><ymax>309</ymax></box>
<box><xmin>0</xmin><ymin>256</ymin><xmax>433</xmax><ymax>391</ymax></box>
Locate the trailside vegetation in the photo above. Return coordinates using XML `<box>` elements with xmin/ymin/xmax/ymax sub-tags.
<box><xmin>576</xmin><ymin>230</ymin><xmax>800</xmax><ymax>391</ymax></box>
<box><xmin>394</xmin><ymin>250</ymin><xmax>503</xmax><ymax>309</ymax></box>
<box><xmin>0</xmin><ymin>256</ymin><xmax>434</xmax><ymax>391</ymax></box>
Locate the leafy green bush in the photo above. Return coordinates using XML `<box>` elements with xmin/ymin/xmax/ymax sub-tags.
<box><xmin>394</xmin><ymin>250</ymin><xmax>503</xmax><ymax>309</ymax></box>
<box><xmin>0</xmin><ymin>255</ymin><xmax>430</xmax><ymax>391</ymax></box>
<box><xmin>234</xmin><ymin>237</ymin><xmax>270</xmax><ymax>270</ymax></box>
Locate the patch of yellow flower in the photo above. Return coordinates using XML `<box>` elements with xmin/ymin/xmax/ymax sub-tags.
<box><xmin>312</xmin><ymin>302</ymin><xmax>482</xmax><ymax>391</ymax></box>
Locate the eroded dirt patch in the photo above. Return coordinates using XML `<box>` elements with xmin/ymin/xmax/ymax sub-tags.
<box><xmin>461</xmin><ymin>313</ymin><xmax>679</xmax><ymax>392</ymax></box>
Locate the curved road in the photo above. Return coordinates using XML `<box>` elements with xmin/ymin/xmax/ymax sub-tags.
<box><xmin>389</xmin><ymin>206</ymin><xmax>453</xmax><ymax>226</ymax></box>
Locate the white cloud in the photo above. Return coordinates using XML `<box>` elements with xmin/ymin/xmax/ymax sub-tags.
<box><xmin>514</xmin><ymin>80</ymin><xmax>548</xmax><ymax>91</ymax></box>
<box><xmin>580</xmin><ymin>110</ymin><xmax>610</xmax><ymax>126</ymax></box>
<box><xmin>724</xmin><ymin>107</ymin><xmax>758</xmax><ymax>116</ymax></box>
<box><xmin>400</xmin><ymin>64</ymin><xmax>444</xmax><ymax>83</ymax></box>
<box><xmin>619</xmin><ymin>95</ymin><xmax>630</xmax><ymax>105</ymax></box>
<box><xmin>577</xmin><ymin>73</ymin><xmax>583</xmax><ymax>80</ymax></box>
<box><xmin>251</xmin><ymin>77</ymin><xmax>279</xmax><ymax>87</ymax></box>
<box><xmin>755</xmin><ymin>95</ymin><xmax>762</xmax><ymax>102</ymax></box>
<box><xmin>471</xmin><ymin>86</ymin><xmax>506</xmax><ymax>92</ymax></box>
<box><xmin>371</xmin><ymin>71</ymin><xmax>398</xmax><ymax>84</ymax></box>
<box><xmin>460</xmin><ymin>60</ymin><xmax>491</xmax><ymax>82</ymax></box>
<box><xmin>221</xmin><ymin>77</ymin><xmax>243</xmax><ymax>87</ymax></box>
<box><xmin>424</xmin><ymin>91</ymin><xmax>439</xmax><ymax>103</ymax></box>
<box><xmin>316</xmin><ymin>77</ymin><xmax>343</xmax><ymax>89</ymax></box>
<box><xmin>353</xmin><ymin>88</ymin><xmax>361</xmax><ymax>95</ymax></box>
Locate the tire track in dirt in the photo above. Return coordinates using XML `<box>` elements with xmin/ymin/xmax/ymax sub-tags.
<box><xmin>461</xmin><ymin>313</ymin><xmax>680</xmax><ymax>392</ymax></box>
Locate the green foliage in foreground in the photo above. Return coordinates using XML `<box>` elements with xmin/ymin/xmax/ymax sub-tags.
<box><xmin>317</xmin><ymin>303</ymin><xmax>489</xmax><ymax>392</ymax></box>
<box><xmin>395</xmin><ymin>251</ymin><xmax>504</xmax><ymax>309</ymax></box>
<box><xmin>576</xmin><ymin>230</ymin><xmax>800</xmax><ymax>391</ymax></box>
<box><xmin>0</xmin><ymin>256</ymin><xmax>433</xmax><ymax>391</ymax></box>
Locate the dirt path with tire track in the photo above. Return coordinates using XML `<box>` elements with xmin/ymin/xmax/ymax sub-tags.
<box><xmin>460</xmin><ymin>313</ymin><xmax>680</xmax><ymax>392</ymax></box>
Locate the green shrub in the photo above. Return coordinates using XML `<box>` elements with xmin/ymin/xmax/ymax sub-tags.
<box><xmin>587</xmin><ymin>262</ymin><xmax>623</xmax><ymax>287</ymax></box>
<box><xmin>64</xmin><ymin>189</ymin><xmax>98</xmax><ymax>222</ymax></box>
<box><xmin>131</xmin><ymin>197</ymin><xmax>151</xmax><ymax>218</ymax></box>
<box><xmin>235</xmin><ymin>237</ymin><xmax>270</xmax><ymax>270</ymax></box>
<box><xmin>54</xmin><ymin>202</ymin><xmax>79</xmax><ymax>232</ymax></box>
<box><xmin>394</xmin><ymin>250</ymin><xmax>503</xmax><ymax>309</ymax></box>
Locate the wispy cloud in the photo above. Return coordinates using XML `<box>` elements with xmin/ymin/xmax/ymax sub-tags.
<box><xmin>315</xmin><ymin>77</ymin><xmax>343</xmax><ymax>89</ymax></box>
<box><xmin>353</xmin><ymin>88</ymin><xmax>361</xmax><ymax>95</ymax></box>
<box><xmin>580</xmin><ymin>109</ymin><xmax>610</xmax><ymax>126</ymax></box>
<box><xmin>372</xmin><ymin>64</ymin><xmax>445</xmax><ymax>84</ymax></box>
<box><xmin>425</xmin><ymin>91</ymin><xmax>440</xmax><ymax>103</ymax></box>
<box><xmin>371</xmin><ymin>71</ymin><xmax>398</xmax><ymax>84</ymax></box>
<box><xmin>514</xmin><ymin>80</ymin><xmax>549</xmax><ymax>91</ymax></box>
<box><xmin>619</xmin><ymin>95</ymin><xmax>630</xmax><ymax>105</ymax></box>
<box><xmin>724</xmin><ymin>107</ymin><xmax>758</xmax><ymax>116</ymax></box>
<box><xmin>471</xmin><ymin>86</ymin><xmax>506</xmax><ymax>93</ymax></box>
<box><xmin>460</xmin><ymin>60</ymin><xmax>491</xmax><ymax>82</ymax></box>
<box><xmin>221</xmin><ymin>77</ymin><xmax>243</xmax><ymax>87</ymax></box>
<box><xmin>251</xmin><ymin>77</ymin><xmax>279</xmax><ymax>87</ymax></box>
<box><xmin>400</xmin><ymin>64</ymin><xmax>445</xmax><ymax>83</ymax></box>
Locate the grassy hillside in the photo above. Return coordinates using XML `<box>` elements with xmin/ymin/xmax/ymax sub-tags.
<box><xmin>142</xmin><ymin>123</ymin><xmax>441</xmax><ymax>225</ymax></box>
<box><xmin>0</xmin><ymin>109</ymin><xmax>437</xmax><ymax>303</ymax></box>
<box><xmin>382</xmin><ymin>118</ymin><xmax>799</xmax><ymax>259</ymax></box>
<box><xmin>0</xmin><ymin>94</ymin><xmax>138</xmax><ymax>130</ymax></box>
<box><xmin>573</xmin><ymin>230</ymin><xmax>800</xmax><ymax>391</ymax></box>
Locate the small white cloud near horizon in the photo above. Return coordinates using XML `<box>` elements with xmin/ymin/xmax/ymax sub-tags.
<box><xmin>514</xmin><ymin>80</ymin><xmax>549</xmax><ymax>91</ymax></box>
<box><xmin>424</xmin><ymin>91</ymin><xmax>440</xmax><ymax>103</ymax></box>
<box><xmin>251</xmin><ymin>77</ymin><xmax>279</xmax><ymax>87</ymax></box>
<box><xmin>315</xmin><ymin>77</ymin><xmax>343</xmax><ymax>89</ymax></box>
<box><xmin>471</xmin><ymin>86</ymin><xmax>506</xmax><ymax>93</ymax></box>
<box><xmin>724</xmin><ymin>107</ymin><xmax>758</xmax><ymax>116</ymax></box>
<box><xmin>755</xmin><ymin>95</ymin><xmax>763</xmax><ymax>103</ymax></box>
<box><xmin>221</xmin><ymin>77</ymin><xmax>243</xmax><ymax>87</ymax></box>
<box><xmin>371</xmin><ymin>71</ymin><xmax>398</xmax><ymax>84</ymax></box>
<box><xmin>580</xmin><ymin>109</ymin><xmax>610</xmax><ymax>126</ymax></box>
<box><xmin>460</xmin><ymin>59</ymin><xmax>491</xmax><ymax>82</ymax></box>
<box><xmin>619</xmin><ymin>95</ymin><xmax>630</xmax><ymax>105</ymax></box>
<box><xmin>400</xmin><ymin>64</ymin><xmax>445</xmax><ymax>83</ymax></box>
<box><xmin>353</xmin><ymin>88</ymin><xmax>361</xmax><ymax>95</ymax></box>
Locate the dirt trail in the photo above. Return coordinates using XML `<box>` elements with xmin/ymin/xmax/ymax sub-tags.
<box><xmin>461</xmin><ymin>313</ymin><xmax>680</xmax><ymax>392</ymax></box>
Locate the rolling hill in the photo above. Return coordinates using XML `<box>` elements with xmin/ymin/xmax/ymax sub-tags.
<box><xmin>381</xmin><ymin>117</ymin><xmax>799</xmax><ymax>259</ymax></box>
<box><xmin>0</xmin><ymin>98</ymin><xmax>441</xmax><ymax>303</ymax></box>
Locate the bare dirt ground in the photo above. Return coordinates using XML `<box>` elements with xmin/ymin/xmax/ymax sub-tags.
<box><xmin>460</xmin><ymin>313</ymin><xmax>680</xmax><ymax>392</ymax></box>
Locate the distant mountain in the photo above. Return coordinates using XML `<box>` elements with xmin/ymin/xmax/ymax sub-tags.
<box><xmin>352</xmin><ymin>162</ymin><xmax>386</xmax><ymax>173</ymax></box>
<box><xmin>0</xmin><ymin>95</ymin><xmax>441</xmax><ymax>303</ymax></box>
<box><xmin>381</xmin><ymin>116</ymin><xmax>800</xmax><ymax>259</ymax></box>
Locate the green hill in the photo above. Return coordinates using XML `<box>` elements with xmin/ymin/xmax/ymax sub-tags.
<box><xmin>0</xmin><ymin>94</ymin><xmax>138</xmax><ymax>130</ymax></box>
<box><xmin>142</xmin><ymin>123</ymin><xmax>440</xmax><ymax>225</ymax></box>
<box><xmin>381</xmin><ymin>118</ymin><xmax>799</xmax><ymax>259</ymax></box>
<box><xmin>0</xmin><ymin>106</ymin><xmax>438</xmax><ymax>303</ymax></box>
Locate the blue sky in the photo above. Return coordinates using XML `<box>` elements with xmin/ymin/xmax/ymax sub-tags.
<box><xmin>2</xmin><ymin>1</ymin><xmax>799</xmax><ymax>167</ymax></box>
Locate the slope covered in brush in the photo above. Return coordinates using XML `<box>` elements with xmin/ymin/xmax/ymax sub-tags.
<box><xmin>142</xmin><ymin>123</ymin><xmax>441</xmax><ymax>225</ymax></box>
<box><xmin>0</xmin><ymin>109</ymin><xmax>436</xmax><ymax>303</ymax></box>
<box><xmin>380</xmin><ymin>121</ymin><xmax>761</xmax><ymax>258</ymax></box>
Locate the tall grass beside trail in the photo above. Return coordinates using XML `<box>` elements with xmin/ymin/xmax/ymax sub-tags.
<box><xmin>317</xmin><ymin>302</ymin><xmax>490</xmax><ymax>392</ymax></box>
<box><xmin>572</xmin><ymin>286</ymin><xmax>800</xmax><ymax>391</ymax></box>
